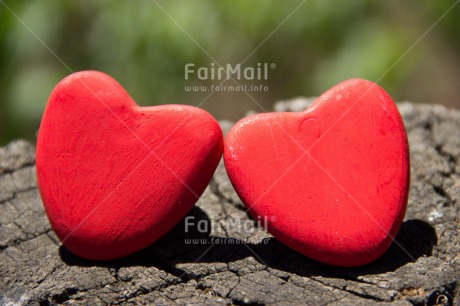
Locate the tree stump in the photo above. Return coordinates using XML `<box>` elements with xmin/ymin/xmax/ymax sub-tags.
<box><xmin>0</xmin><ymin>101</ymin><xmax>459</xmax><ymax>305</ymax></box>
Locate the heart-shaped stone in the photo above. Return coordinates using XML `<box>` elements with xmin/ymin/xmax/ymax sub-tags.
<box><xmin>224</xmin><ymin>79</ymin><xmax>410</xmax><ymax>267</ymax></box>
<box><xmin>36</xmin><ymin>71</ymin><xmax>223</xmax><ymax>261</ymax></box>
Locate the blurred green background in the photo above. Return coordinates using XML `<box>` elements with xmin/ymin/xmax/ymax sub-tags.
<box><xmin>0</xmin><ymin>0</ymin><xmax>459</xmax><ymax>145</ymax></box>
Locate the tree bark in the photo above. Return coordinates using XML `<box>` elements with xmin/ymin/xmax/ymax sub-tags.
<box><xmin>0</xmin><ymin>101</ymin><xmax>459</xmax><ymax>305</ymax></box>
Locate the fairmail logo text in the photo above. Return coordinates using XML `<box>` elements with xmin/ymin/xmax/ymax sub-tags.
<box><xmin>184</xmin><ymin>62</ymin><xmax>276</xmax><ymax>81</ymax></box>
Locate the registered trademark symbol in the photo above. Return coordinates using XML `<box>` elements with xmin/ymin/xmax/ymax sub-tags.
<box><xmin>270</xmin><ymin>63</ymin><xmax>276</xmax><ymax>69</ymax></box>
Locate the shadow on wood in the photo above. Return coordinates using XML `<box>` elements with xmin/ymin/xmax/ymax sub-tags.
<box><xmin>59</xmin><ymin>205</ymin><xmax>437</xmax><ymax>278</ymax></box>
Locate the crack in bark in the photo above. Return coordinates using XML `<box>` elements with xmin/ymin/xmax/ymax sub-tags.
<box><xmin>310</xmin><ymin>277</ymin><xmax>386</xmax><ymax>302</ymax></box>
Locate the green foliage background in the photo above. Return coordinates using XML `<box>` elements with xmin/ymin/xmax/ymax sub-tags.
<box><xmin>0</xmin><ymin>0</ymin><xmax>459</xmax><ymax>145</ymax></box>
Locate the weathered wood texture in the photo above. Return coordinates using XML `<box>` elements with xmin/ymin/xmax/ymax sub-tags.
<box><xmin>0</xmin><ymin>101</ymin><xmax>459</xmax><ymax>305</ymax></box>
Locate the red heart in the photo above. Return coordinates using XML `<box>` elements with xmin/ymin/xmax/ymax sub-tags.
<box><xmin>224</xmin><ymin>79</ymin><xmax>410</xmax><ymax>267</ymax></box>
<box><xmin>36</xmin><ymin>71</ymin><xmax>223</xmax><ymax>261</ymax></box>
